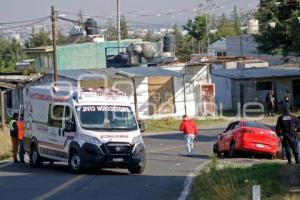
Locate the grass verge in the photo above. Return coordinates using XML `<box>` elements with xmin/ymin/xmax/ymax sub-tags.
<box><xmin>145</xmin><ymin>118</ymin><xmax>226</xmax><ymax>132</ymax></box>
<box><xmin>189</xmin><ymin>156</ymin><xmax>298</xmax><ymax>200</ymax></box>
<box><xmin>0</xmin><ymin>133</ymin><xmax>12</xmax><ymax>161</ymax></box>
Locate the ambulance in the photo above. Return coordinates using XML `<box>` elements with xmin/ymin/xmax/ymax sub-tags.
<box><xmin>23</xmin><ymin>85</ymin><xmax>146</xmax><ymax>174</ymax></box>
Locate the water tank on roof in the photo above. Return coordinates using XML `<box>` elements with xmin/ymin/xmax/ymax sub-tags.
<box><xmin>127</xmin><ymin>44</ymin><xmax>141</xmax><ymax>65</ymax></box>
<box><xmin>142</xmin><ymin>43</ymin><xmax>155</xmax><ymax>59</ymax></box>
<box><xmin>84</xmin><ymin>18</ymin><xmax>98</xmax><ymax>35</ymax></box>
<box><xmin>132</xmin><ymin>44</ymin><xmax>143</xmax><ymax>54</ymax></box>
<box><xmin>163</xmin><ymin>34</ymin><xmax>176</xmax><ymax>52</ymax></box>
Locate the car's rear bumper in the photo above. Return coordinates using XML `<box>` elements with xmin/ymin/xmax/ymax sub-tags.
<box><xmin>239</xmin><ymin>138</ymin><xmax>278</xmax><ymax>155</ymax></box>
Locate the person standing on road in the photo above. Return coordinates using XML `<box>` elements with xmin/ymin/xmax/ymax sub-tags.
<box><xmin>9</xmin><ymin>113</ymin><xmax>19</xmax><ymax>163</ymax></box>
<box><xmin>284</xmin><ymin>90</ymin><xmax>291</xmax><ymax>111</ymax></box>
<box><xmin>275</xmin><ymin>107</ymin><xmax>300</xmax><ymax>164</ymax></box>
<box><xmin>179</xmin><ymin>115</ymin><xmax>198</xmax><ymax>157</ymax></box>
<box><xmin>17</xmin><ymin>116</ymin><xmax>25</xmax><ymax>164</ymax></box>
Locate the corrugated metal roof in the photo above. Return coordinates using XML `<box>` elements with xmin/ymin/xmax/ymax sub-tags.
<box><xmin>51</xmin><ymin>67</ymin><xmax>183</xmax><ymax>81</ymax></box>
<box><xmin>117</xmin><ymin>67</ymin><xmax>183</xmax><ymax>77</ymax></box>
<box><xmin>54</xmin><ymin>68</ymin><xmax>121</xmax><ymax>81</ymax></box>
<box><xmin>212</xmin><ymin>66</ymin><xmax>300</xmax><ymax>80</ymax></box>
<box><xmin>0</xmin><ymin>82</ymin><xmax>16</xmax><ymax>89</ymax></box>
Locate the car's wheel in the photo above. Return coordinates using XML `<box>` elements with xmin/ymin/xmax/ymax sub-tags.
<box><xmin>30</xmin><ymin>144</ymin><xmax>43</xmax><ymax>167</ymax></box>
<box><xmin>69</xmin><ymin>151</ymin><xmax>83</xmax><ymax>173</ymax></box>
<box><xmin>266</xmin><ymin>154</ymin><xmax>275</xmax><ymax>160</ymax></box>
<box><xmin>213</xmin><ymin>143</ymin><xmax>221</xmax><ymax>158</ymax></box>
<box><xmin>128</xmin><ymin>164</ymin><xmax>146</xmax><ymax>174</ymax></box>
<box><xmin>128</xmin><ymin>158</ymin><xmax>146</xmax><ymax>174</ymax></box>
<box><xmin>229</xmin><ymin>142</ymin><xmax>236</xmax><ymax>158</ymax></box>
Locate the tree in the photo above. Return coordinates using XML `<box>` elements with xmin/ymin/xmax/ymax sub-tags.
<box><xmin>104</xmin><ymin>20</ymin><xmax>118</xmax><ymax>41</ymax></box>
<box><xmin>232</xmin><ymin>5</ymin><xmax>242</xmax><ymax>35</ymax></box>
<box><xmin>27</xmin><ymin>31</ymin><xmax>51</xmax><ymax>48</ymax></box>
<box><xmin>214</xmin><ymin>14</ymin><xmax>238</xmax><ymax>38</ymax></box>
<box><xmin>183</xmin><ymin>15</ymin><xmax>208</xmax><ymax>53</ymax></box>
<box><xmin>120</xmin><ymin>15</ymin><xmax>129</xmax><ymax>39</ymax></box>
<box><xmin>57</xmin><ymin>29</ymin><xmax>68</xmax><ymax>45</ymax></box>
<box><xmin>0</xmin><ymin>36</ymin><xmax>26</xmax><ymax>73</ymax></box>
<box><xmin>173</xmin><ymin>24</ymin><xmax>193</xmax><ymax>60</ymax></box>
<box><xmin>254</xmin><ymin>0</ymin><xmax>300</xmax><ymax>55</ymax></box>
<box><xmin>104</xmin><ymin>16</ymin><xmax>129</xmax><ymax>40</ymax></box>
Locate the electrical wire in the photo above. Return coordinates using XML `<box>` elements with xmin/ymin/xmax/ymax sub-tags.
<box><xmin>0</xmin><ymin>16</ymin><xmax>50</xmax><ymax>25</ymax></box>
<box><xmin>0</xmin><ymin>17</ymin><xmax>50</xmax><ymax>31</ymax></box>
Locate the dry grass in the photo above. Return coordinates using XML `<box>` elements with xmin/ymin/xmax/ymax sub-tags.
<box><xmin>189</xmin><ymin>156</ymin><xmax>288</xmax><ymax>200</ymax></box>
<box><xmin>0</xmin><ymin>128</ymin><xmax>12</xmax><ymax>161</ymax></box>
<box><xmin>145</xmin><ymin>118</ymin><xmax>225</xmax><ymax>132</ymax></box>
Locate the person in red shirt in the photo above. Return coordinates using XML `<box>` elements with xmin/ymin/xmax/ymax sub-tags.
<box><xmin>179</xmin><ymin>115</ymin><xmax>198</xmax><ymax>157</ymax></box>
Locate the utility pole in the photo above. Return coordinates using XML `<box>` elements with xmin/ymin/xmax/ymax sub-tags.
<box><xmin>51</xmin><ymin>6</ymin><xmax>58</xmax><ymax>85</ymax></box>
<box><xmin>1</xmin><ymin>91</ymin><xmax>4</xmax><ymax>129</ymax></box>
<box><xmin>206</xmin><ymin>0</ymin><xmax>210</xmax><ymax>56</ymax></box>
<box><xmin>117</xmin><ymin>0</ymin><xmax>121</xmax><ymax>53</ymax></box>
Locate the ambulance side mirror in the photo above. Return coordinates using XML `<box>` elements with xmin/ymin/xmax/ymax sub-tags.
<box><xmin>138</xmin><ymin>120</ymin><xmax>145</xmax><ymax>133</ymax></box>
<box><xmin>65</xmin><ymin>122</ymin><xmax>76</xmax><ymax>132</ymax></box>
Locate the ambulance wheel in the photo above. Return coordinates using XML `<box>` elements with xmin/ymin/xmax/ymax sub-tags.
<box><xmin>69</xmin><ymin>151</ymin><xmax>83</xmax><ymax>173</ymax></box>
<box><xmin>128</xmin><ymin>162</ymin><xmax>146</xmax><ymax>174</ymax></box>
<box><xmin>30</xmin><ymin>145</ymin><xmax>43</xmax><ymax>167</ymax></box>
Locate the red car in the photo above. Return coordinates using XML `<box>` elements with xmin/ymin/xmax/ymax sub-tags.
<box><xmin>213</xmin><ymin>121</ymin><xmax>279</xmax><ymax>158</ymax></box>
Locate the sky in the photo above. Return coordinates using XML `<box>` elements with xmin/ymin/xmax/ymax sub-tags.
<box><xmin>0</xmin><ymin>0</ymin><xmax>259</xmax><ymax>27</ymax></box>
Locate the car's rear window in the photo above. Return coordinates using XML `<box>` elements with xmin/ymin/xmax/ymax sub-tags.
<box><xmin>243</xmin><ymin>121</ymin><xmax>272</xmax><ymax>130</ymax></box>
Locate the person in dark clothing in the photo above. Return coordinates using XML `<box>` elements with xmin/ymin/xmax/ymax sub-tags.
<box><xmin>284</xmin><ymin>90</ymin><xmax>291</xmax><ymax>111</ymax></box>
<box><xmin>9</xmin><ymin>113</ymin><xmax>19</xmax><ymax>163</ymax></box>
<box><xmin>266</xmin><ymin>90</ymin><xmax>275</xmax><ymax>116</ymax></box>
<box><xmin>275</xmin><ymin>107</ymin><xmax>300</xmax><ymax>164</ymax></box>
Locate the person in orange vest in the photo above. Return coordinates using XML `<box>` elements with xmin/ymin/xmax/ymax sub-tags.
<box><xmin>9</xmin><ymin>113</ymin><xmax>19</xmax><ymax>163</ymax></box>
<box><xmin>17</xmin><ymin>116</ymin><xmax>25</xmax><ymax>164</ymax></box>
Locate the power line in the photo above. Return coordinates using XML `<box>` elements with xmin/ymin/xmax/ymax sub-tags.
<box><xmin>0</xmin><ymin>17</ymin><xmax>50</xmax><ymax>31</ymax></box>
<box><xmin>0</xmin><ymin>16</ymin><xmax>50</xmax><ymax>25</ymax></box>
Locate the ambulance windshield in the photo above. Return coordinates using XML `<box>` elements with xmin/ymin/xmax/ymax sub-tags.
<box><xmin>76</xmin><ymin>105</ymin><xmax>137</xmax><ymax>131</ymax></box>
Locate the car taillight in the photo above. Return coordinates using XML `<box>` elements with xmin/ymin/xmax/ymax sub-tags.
<box><xmin>269</xmin><ymin>131</ymin><xmax>276</xmax><ymax>137</ymax></box>
<box><xmin>241</xmin><ymin>129</ymin><xmax>255</xmax><ymax>134</ymax></box>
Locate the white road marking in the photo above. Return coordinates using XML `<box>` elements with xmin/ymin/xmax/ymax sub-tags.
<box><xmin>34</xmin><ymin>174</ymin><xmax>86</xmax><ymax>200</ymax></box>
<box><xmin>0</xmin><ymin>161</ymin><xmax>12</xmax><ymax>169</ymax></box>
<box><xmin>177</xmin><ymin>162</ymin><xmax>208</xmax><ymax>200</ymax></box>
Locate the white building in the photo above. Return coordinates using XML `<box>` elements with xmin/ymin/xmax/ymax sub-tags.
<box><xmin>32</xmin><ymin>24</ymin><xmax>48</xmax><ymax>34</ymax></box>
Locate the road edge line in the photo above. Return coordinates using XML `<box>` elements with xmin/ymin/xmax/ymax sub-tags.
<box><xmin>177</xmin><ymin>161</ymin><xmax>208</xmax><ymax>200</ymax></box>
<box><xmin>34</xmin><ymin>174</ymin><xmax>86</xmax><ymax>200</ymax></box>
<box><xmin>0</xmin><ymin>161</ymin><xmax>13</xmax><ymax>168</ymax></box>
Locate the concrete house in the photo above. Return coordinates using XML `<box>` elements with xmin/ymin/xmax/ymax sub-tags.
<box><xmin>212</xmin><ymin>66</ymin><xmax>300</xmax><ymax>111</ymax></box>
<box><xmin>163</xmin><ymin>63</ymin><xmax>215</xmax><ymax>117</ymax></box>
<box><xmin>208</xmin><ymin>35</ymin><xmax>286</xmax><ymax>65</ymax></box>
<box><xmin>17</xmin><ymin>67</ymin><xmax>184</xmax><ymax>120</ymax></box>
<box><xmin>24</xmin><ymin>39</ymin><xmax>142</xmax><ymax>72</ymax></box>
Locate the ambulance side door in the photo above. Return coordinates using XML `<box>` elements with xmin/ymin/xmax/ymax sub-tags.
<box><xmin>62</xmin><ymin>105</ymin><xmax>76</xmax><ymax>152</ymax></box>
<box><xmin>46</xmin><ymin>104</ymin><xmax>65</xmax><ymax>156</ymax></box>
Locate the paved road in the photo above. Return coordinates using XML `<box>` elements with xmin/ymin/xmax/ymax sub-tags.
<box><xmin>0</xmin><ymin>128</ymin><xmax>222</xmax><ymax>200</ymax></box>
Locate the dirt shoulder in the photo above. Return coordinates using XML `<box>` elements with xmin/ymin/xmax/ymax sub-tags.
<box><xmin>0</xmin><ymin>126</ymin><xmax>12</xmax><ymax>161</ymax></box>
<box><xmin>190</xmin><ymin>157</ymin><xmax>300</xmax><ymax>200</ymax></box>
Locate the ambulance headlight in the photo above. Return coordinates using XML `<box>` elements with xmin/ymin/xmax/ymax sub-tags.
<box><xmin>80</xmin><ymin>134</ymin><xmax>101</xmax><ymax>145</ymax></box>
<box><xmin>132</xmin><ymin>135</ymin><xmax>143</xmax><ymax>144</ymax></box>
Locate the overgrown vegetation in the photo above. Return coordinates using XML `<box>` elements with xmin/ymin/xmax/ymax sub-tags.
<box><xmin>145</xmin><ymin>118</ymin><xmax>225</xmax><ymax>132</ymax></box>
<box><xmin>0</xmin><ymin>133</ymin><xmax>12</xmax><ymax>161</ymax></box>
<box><xmin>0</xmin><ymin>37</ymin><xmax>26</xmax><ymax>73</ymax></box>
<box><xmin>254</xmin><ymin>0</ymin><xmax>300</xmax><ymax>55</ymax></box>
<box><xmin>189</xmin><ymin>156</ymin><xmax>297</xmax><ymax>200</ymax></box>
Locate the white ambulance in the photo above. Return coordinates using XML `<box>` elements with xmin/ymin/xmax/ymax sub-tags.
<box><xmin>23</xmin><ymin>85</ymin><xmax>146</xmax><ymax>174</ymax></box>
